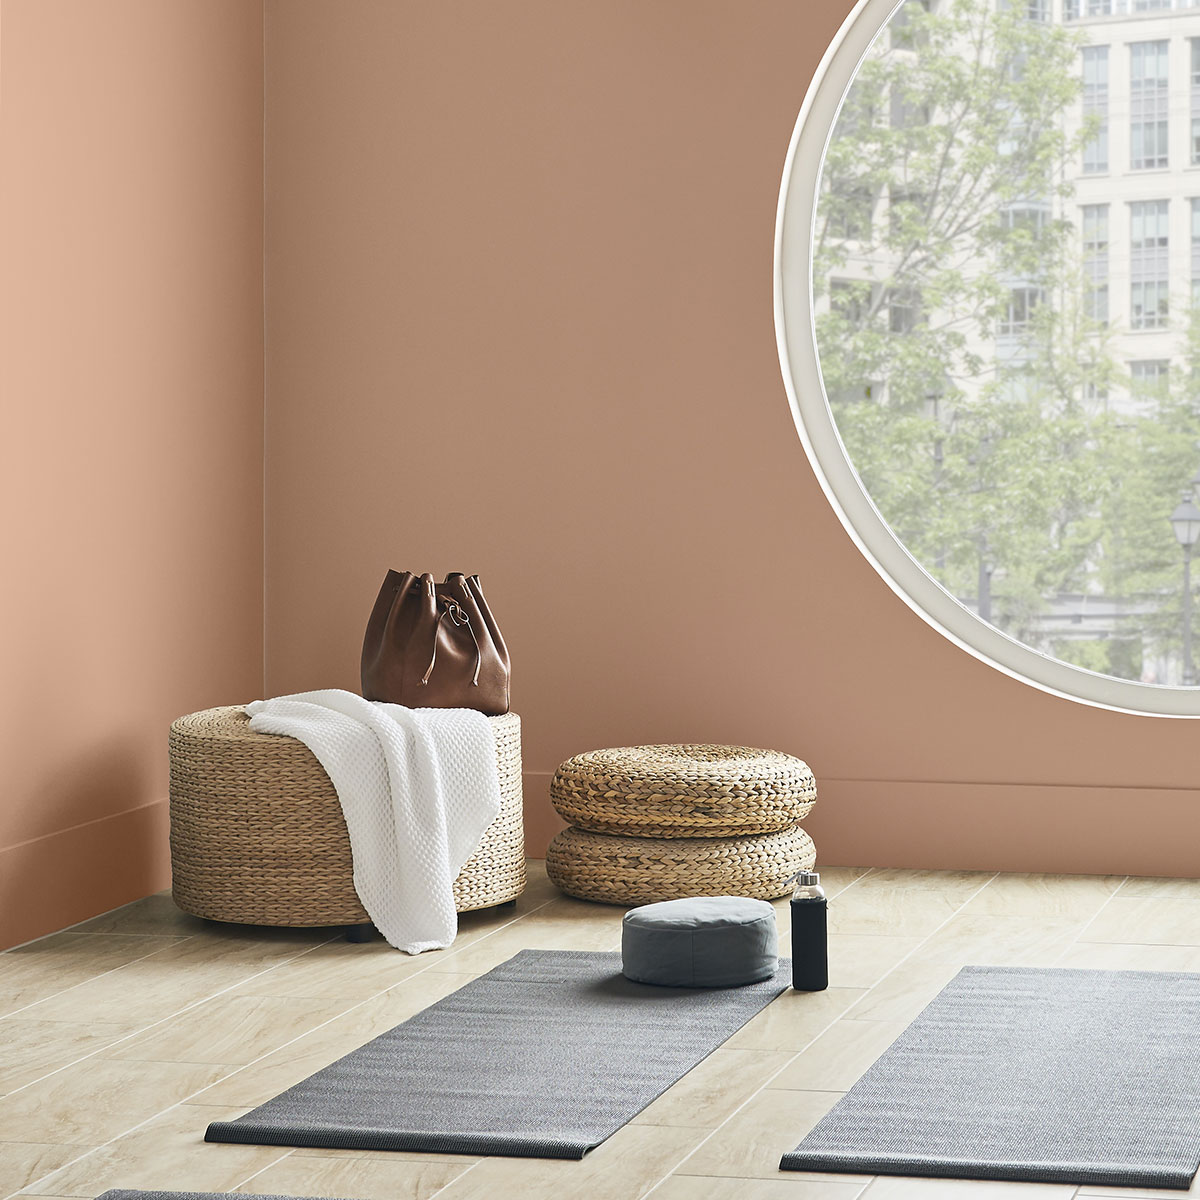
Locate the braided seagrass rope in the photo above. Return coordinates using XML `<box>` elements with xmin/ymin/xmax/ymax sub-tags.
<box><xmin>550</xmin><ymin>743</ymin><xmax>816</xmax><ymax>838</ymax></box>
<box><xmin>169</xmin><ymin>706</ymin><xmax>525</xmax><ymax>926</ymax></box>
<box><xmin>545</xmin><ymin>824</ymin><xmax>816</xmax><ymax>906</ymax></box>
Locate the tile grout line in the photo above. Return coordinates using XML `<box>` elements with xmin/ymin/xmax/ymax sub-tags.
<box><xmin>1050</xmin><ymin>877</ymin><xmax>1130</xmax><ymax>967</ymax></box>
<box><xmin>7</xmin><ymin>891</ymin><xmax>559</xmax><ymax>1200</ymax></box>
<box><xmin>17</xmin><ymin>930</ymin><xmax>199</xmax><ymax>941</ymax></box>
<box><xmin>423</xmin><ymin>1155</ymin><xmax>487</xmax><ymax>1200</ymax></box>
<box><xmin>1</xmin><ymin>933</ymin><xmax>341</xmax><ymax>1097</ymax></box>
<box><xmin>5</xmin><ymin>884</ymin><xmax>564</xmax><ymax>1098</ymax></box>
<box><xmin>2</xmin><ymin>885</ymin><xmax>261</xmax><ymax>952</ymax></box>
<box><xmin>225</xmin><ymin>1147</ymin><xmax>297</xmax><ymax>1193</ymax></box>
<box><xmin>636</xmin><ymin>869</ymin><xmax>1001</xmax><ymax>1199</ymax></box>
<box><xmin>1</xmin><ymin>935</ymin><xmax>202</xmax><ymax>1022</ymax></box>
<box><xmin>835</xmin><ymin>870</ymin><xmax>1000</xmax><ymax>1022</ymax></box>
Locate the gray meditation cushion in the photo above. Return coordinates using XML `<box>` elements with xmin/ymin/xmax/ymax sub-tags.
<box><xmin>621</xmin><ymin>895</ymin><xmax>779</xmax><ymax>988</ymax></box>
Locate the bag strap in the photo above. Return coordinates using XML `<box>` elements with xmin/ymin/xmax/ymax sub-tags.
<box><xmin>419</xmin><ymin>595</ymin><xmax>482</xmax><ymax>688</ymax></box>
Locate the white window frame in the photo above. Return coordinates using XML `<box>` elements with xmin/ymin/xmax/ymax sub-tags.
<box><xmin>1082</xmin><ymin>203</ymin><xmax>1109</xmax><ymax>323</ymax></box>
<box><xmin>1130</xmin><ymin>200</ymin><xmax>1170</xmax><ymax>330</ymax></box>
<box><xmin>774</xmin><ymin>0</ymin><xmax>1200</xmax><ymax>717</ymax></box>
<box><xmin>1082</xmin><ymin>46</ymin><xmax>1109</xmax><ymax>174</ymax></box>
<box><xmin>1130</xmin><ymin>358</ymin><xmax>1170</xmax><ymax>388</ymax></box>
<box><xmin>999</xmin><ymin>285</ymin><xmax>1042</xmax><ymax>335</ymax></box>
<box><xmin>1130</xmin><ymin>41</ymin><xmax>1169</xmax><ymax>171</ymax></box>
<box><xmin>1191</xmin><ymin>197</ymin><xmax>1200</xmax><ymax>302</ymax></box>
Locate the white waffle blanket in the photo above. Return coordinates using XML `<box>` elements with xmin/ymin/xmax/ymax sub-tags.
<box><xmin>245</xmin><ymin>689</ymin><xmax>501</xmax><ymax>954</ymax></box>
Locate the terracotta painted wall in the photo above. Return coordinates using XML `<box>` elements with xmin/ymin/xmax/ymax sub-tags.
<box><xmin>0</xmin><ymin>0</ymin><xmax>265</xmax><ymax>949</ymax></box>
<box><xmin>264</xmin><ymin>0</ymin><xmax>1200</xmax><ymax>879</ymax></box>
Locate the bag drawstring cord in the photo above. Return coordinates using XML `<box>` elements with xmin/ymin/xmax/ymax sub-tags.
<box><xmin>421</xmin><ymin>597</ymin><xmax>482</xmax><ymax>688</ymax></box>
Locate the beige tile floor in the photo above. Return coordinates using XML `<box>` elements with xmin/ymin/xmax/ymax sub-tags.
<box><xmin>2</xmin><ymin>863</ymin><xmax>1199</xmax><ymax>1200</ymax></box>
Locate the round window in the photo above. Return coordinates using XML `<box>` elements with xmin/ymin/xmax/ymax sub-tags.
<box><xmin>776</xmin><ymin>0</ymin><xmax>1200</xmax><ymax>716</ymax></box>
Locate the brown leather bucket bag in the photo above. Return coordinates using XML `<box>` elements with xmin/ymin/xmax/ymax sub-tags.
<box><xmin>360</xmin><ymin>570</ymin><xmax>510</xmax><ymax>715</ymax></box>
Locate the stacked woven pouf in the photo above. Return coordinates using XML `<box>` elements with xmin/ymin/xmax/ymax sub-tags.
<box><xmin>545</xmin><ymin>744</ymin><xmax>817</xmax><ymax>905</ymax></box>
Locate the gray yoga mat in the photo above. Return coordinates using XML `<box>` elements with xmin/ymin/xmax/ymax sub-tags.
<box><xmin>782</xmin><ymin>964</ymin><xmax>1200</xmax><ymax>1189</ymax></box>
<box><xmin>206</xmin><ymin>948</ymin><xmax>790</xmax><ymax>1159</ymax></box>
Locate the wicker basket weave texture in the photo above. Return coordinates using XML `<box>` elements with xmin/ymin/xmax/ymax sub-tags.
<box><xmin>549</xmin><ymin>743</ymin><xmax>816</xmax><ymax>838</ymax></box>
<box><xmin>169</xmin><ymin>706</ymin><xmax>525</xmax><ymax>927</ymax></box>
<box><xmin>545</xmin><ymin>825</ymin><xmax>815</xmax><ymax>906</ymax></box>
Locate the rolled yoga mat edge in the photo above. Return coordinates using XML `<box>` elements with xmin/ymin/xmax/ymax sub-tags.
<box><xmin>780</xmin><ymin>1153</ymin><xmax>1196</xmax><ymax>1190</ymax></box>
<box><xmin>203</xmin><ymin>1122</ymin><xmax>595</xmax><ymax>1160</ymax></box>
<box><xmin>780</xmin><ymin>964</ymin><xmax>1200</xmax><ymax>1191</ymax></box>
<box><xmin>206</xmin><ymin>948</ymin><xmax>791</xmax><ymax>1160</ymax></box>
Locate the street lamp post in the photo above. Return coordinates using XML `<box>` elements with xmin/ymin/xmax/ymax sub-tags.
<box><xmin>977</xmin><ymin>540</ymin><xmax>993</xmax><ymax>624</ymax></box>
<box><xmin>1169</xmin><ymin>492</ymin><xmax>1200</xmax><ymax>686</ymax></box>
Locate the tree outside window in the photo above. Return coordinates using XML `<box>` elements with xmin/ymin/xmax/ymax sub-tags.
<box><xmin>813</xmin><ymin>0</ymin><xmax>1200</xmax><ymax>685</ymax></box>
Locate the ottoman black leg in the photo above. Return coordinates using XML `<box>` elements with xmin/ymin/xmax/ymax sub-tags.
<box><xmin>495</xmin><ymin>899</ymin><xmax>517</xmax><ymax>910</ymax></box>
<box><xmin>344</xmin><ymin>922</ymin><xmax>375</xmax><ymax>943</ymax></box>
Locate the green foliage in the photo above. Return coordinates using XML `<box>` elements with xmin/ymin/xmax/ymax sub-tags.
<box><xmin>814</xmin><ymin>0</ymin><xmax>1200</xmax><ymax>683</ymax></box>
<box><xmin>1054</xmin><ymin>637</ymin><xmax>1142</xmax><ymax>679</ymax></box>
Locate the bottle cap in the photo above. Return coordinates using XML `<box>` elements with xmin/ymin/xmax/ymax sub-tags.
<box><xmin>788</xmin><ymin>870</ymin><xmax>821</xmax><ymax>887</ymax></box>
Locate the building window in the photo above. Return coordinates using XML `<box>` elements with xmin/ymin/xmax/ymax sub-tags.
<box><xmin>1081</xmin><ymin>205</ymin><xmax>1107</xmax><ymax>249</ymax></box>
<box><xmin>1193</xmin><ymin>41</ymin><xmax>1200</xmax><ymax>166</ymax></box>
<box><xmin>888</xmin><ymin>288</ymin><xmax>922</xmax><ymax>334</ymax></box>
<box><xmin>1192</xmin><ymin>199</ymin><xmax>1200</xmax><ymax>307</ymax></box>
<box><xmin>1082</xmin><ymin>204</ymin><xmax>1108</xmax><ymax>324</ymax></box>
<box><xmin>829</xmin><ymin>279</ymin><xmax>870</xmax><ymax>323</ymax></box>
<box><xmin>998</xmin><ymin>0</ymin><xmax>1050</xmax><ymax>16</ymax></box>
<box><xmin>889</xmin><ymin>188</ymin><xmax>928</xmax><ymax>239</ymax></box>
<box><xmin>890</xmin><ymin>0</ymin><xmax>931</xmax><ymax>51</ymax></box>
<box><xmin>1131</xmin><ymin>281</ymin><xmax>1170</xmax><ymax>331</ymax></box>
<box><xmin>890</xmin><ymin>87</ymin><xmax>930</xmax><ymax>128</ymax></box>
<box><xmin>1082</xmin><ymin>47</ymin><xmax>1108</xmax><ymax>175</ymax></box>
<box><xmin>826</xmin><ymin>185</ymin><xmax>876</xmax><ymax>241</ymax></box>
<box><xmin>1131</xmin><ymin>200</ymin><xmax>1169</xmax><ymax>252</ymax></box>
<box><xmin>1003</xmin><ymin>203</ymin><xmax>1049</xmax><ymax>235</ymax></box>
<box><xmin>1130</xmin><ymin>360</ymin><xmax>1169</xmax><ymax>394</ymax></box>
<box><xmin>1130</xmin><ymin>200</ymin><xmax>1169</xmax><ymax>331</ymax></box>
<box><xmin>999</xmin><ymin>286</ymin><xmax>1041</xmax><ymax>335</ymax></box>
<box><xmin>1130</xmin><ymin>42</ymin><xmax>1169</xmax><ymax>171</ymax></box>
<box><xmin>1133</xmin><ymin>0</ymin><xmax>1171</xmax><ymax>9</ymax></box>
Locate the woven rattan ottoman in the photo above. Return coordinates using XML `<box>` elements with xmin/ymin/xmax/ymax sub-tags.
<box><xmin>169</xmin><ymin>706</ymin><xmax>525</xmax><ymax>930</ymax></box>
<box><xmin>546</xmin><ymin>744</ymin><xmax>816</xmax><ymax>905</ymax></box>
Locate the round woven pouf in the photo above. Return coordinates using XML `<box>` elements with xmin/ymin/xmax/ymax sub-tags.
<box><xmin>550</xmin><ymin>744</ymin><xmax>816</xmax><ymax>838</ymax></box>
<box><xmin>169</xmin><ymin>706</ymin><xmax>526</xmax><ymax>926</ymax></box>
<box><xmin>545</xmin><ymin>825</ymin><xmax>815</xmax><ymax>906</ymax></box>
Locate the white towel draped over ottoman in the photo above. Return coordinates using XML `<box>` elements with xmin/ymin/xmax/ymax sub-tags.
<box><xmin>245</xmin><ymin>689</ymin><xmax>501</xmax><ymax>954</ymax></box>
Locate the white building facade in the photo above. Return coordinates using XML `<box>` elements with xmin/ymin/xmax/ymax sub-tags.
<box><xmin>1063</xmin><ymin>0</ymin><xmax>1200</xmax><ymax>411</ymax></box>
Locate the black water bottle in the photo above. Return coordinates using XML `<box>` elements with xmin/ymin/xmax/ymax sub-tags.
<box><xmin>790</xmin><ymin>870</ymin><xmax>828</xmax><ymax>991</ymax></box>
